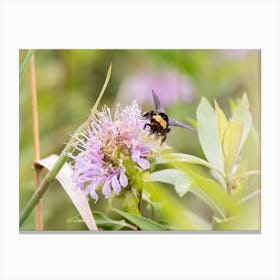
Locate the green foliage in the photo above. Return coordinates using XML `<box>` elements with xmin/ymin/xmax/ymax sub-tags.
<box><xmin>150</xmin><ymin>166</ymin><xmax>233</xmax><ymax>220</ymax></box>
<box><xmin>195</xmin><ymin>94</ymin><xmax>253</xmax><ymax>181</ymax></box>
<box><xmin>19</xmin><ymin>49</ymin><xmax>35</xmax><ymax>81</ymax></box>
<box><xmin>149</xmin><ymin>94</ymin><xmax>260</xmax><ymax>230</ymax></box>
<box><xmin>150</xmin><ymin>169</ymin><xmax>192</xmax><ymax>197</ymax></box>
<box><xmin>231</xmin><ymin>94</ymin><xmax>253</xmax><ymax>156</ymax></box>
<box><xmin>112</xmin><ymin>208</ymin><xmax>169</xmax><ymax>230</ymax></box>
<box><xmin>19</xmin><ymin>50</ymin><xmax>260</xmax><ymax>231</ymax></box>
<box><xmin>19</xmin><ymin>62</ymin><xmax>112</xmax><ymax>228</ymax></box>
<box><xmin>122</xmin><ymin>190</ymin><xmax>141</xmax><ymax>216</ymax></box>
<box><xmin>213</xmin><ymin>192</ymin><xmax>260</xmax><ymax>230</ymax></box>
<box><xmin>197</xmin><ymin>97</ymin><xmax>224</xmax><ymax>174</ymax></box>
<box><xmin>222</xmin><ymin>121</ymin><xmax>243</xmax><ymax>175</ymax></box>
<box><xmin>144</xmin><ymin>182</ymin><xmax>196</xmax><ymax>230</ymax></box>
<box><xmin>161</xmin><ymin>153</ymin><xmax>223</xmax><ymax>176</ymax></box>
<box><xmin>68</xmin><ymin>211</ymin><xmax>137</xmax><ymax>230</ymax></box>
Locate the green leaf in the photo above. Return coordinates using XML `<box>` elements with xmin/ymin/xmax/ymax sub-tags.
<box><xmin>150</xmin><ymin>169</ymin><xmax>192</xmax><ymax>197</ymax></box>
<box><xmin>19</xmin><ymin>49</ymin><xmax>35</xmax><ymax>81</ymax></box>
<box><xmin>231</xmin><ymin>93</ymin><xmax>252</xmax><ymax>155</ymax></box>
<box><xmin>122</xmin><ymin>190</ymin><xmax>141</xmax><ymax>216</ymax></box>
<box><xmin>214</xmin><ymin>100</ymin><xmax>228</xmax><ymax>144</ymax></box>
<box><xmin>144</xmin><ymin>182</ymin><xmax>196</xmax><ymax>230</ymax></box>
<box><xmin>229</xmin><ymin>98</ymin><xmax>237</xmax><ymax>114</ymax></box>
<box><xmin>196</xmin><ymin>97</ymin><xmax>224</xmax><ymax>174</ymax></box>
<box><xmin>187</xmin><ymin>176</ymin><xmax>233</xmax><ymax>219</ymax></box>
<box><xmin>112</xmin><ymin>208</ymin><xmax>169</xmax><ymax>230</ymax></box>
<box><xmin>149</xmin><ymin>161</ymin><xmax>235</xmax><ymax>220</ymax></box>
<box><xmin>161</xmin><ymin>153</ymin><xmax>224</xmax><ymax>177</ymax></box>
<box><xmin>155</xmin><ymin>164</ymin><xmax>235</xmax><ymax>220</ymax></box>
<box><xmin>68</xmin><ymin>211</ymin><xmax>137</xmax><ymax>230</ymax></box>
<box><xmin>145</xmin><ymin>176</ymin><xmax>211</xmax><ymax>230</ymax></box>
<box><xmin>233</xmin><ymin>170</ymin><xmax>260</xmax><ymax>181</ymax></box>
<box><xmin>213</xmin><ymin>191</ymin><xmax>260</xmax><ymax>230</ymax></box>
<box><xmin>222</xmin><ymin>122</ymin><xmax>244</xmax><ymax>175</ymax></box>
<box><xmin>239</xmin><ymin>189</ymin><xmax>260</xmax><ymax>204</ymax></box>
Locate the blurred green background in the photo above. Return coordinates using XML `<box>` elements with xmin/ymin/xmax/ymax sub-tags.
<box><xmin>19</xmin><ymin>49</ymin><xmax>260</xmax><ymax>230</ymax></box>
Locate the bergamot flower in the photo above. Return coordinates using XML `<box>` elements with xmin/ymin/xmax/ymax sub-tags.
<box><xmin>68</xmin><ymin>101</ymin><xmax>162</xmax><ymax>201</ymax></box>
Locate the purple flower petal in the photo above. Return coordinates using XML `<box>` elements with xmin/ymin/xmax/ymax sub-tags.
<box><xmin>90</xmin><ymin>189</ymin><xmax>98</xmax><ymax>201</ymax></box>
<box><xmin>111</xmin><ymin>175</ymin><xmax>121</xmax><ymax>194</ymax></box>
<box><xmin>131</xmin><ymin>148</ymin><xmax>140</xmax><ymax>162</ymax></box>
<box><xmin>136</xmin><ymin>158</ymin><xmax>150</xmax><ymax>170</ymax></box>
<box><xmin>85</xmin><ymin>185</ymin><xmax>91</xmax><ymax>195</ymax></box>
<box><xmin>119</xmin><ymin>169</ymin><xmax>128</xmax><ymax>187</ymax></box>
<box><xmin>102</xmin><ymin>179</ymin><xmax>112</xmax><ymax>198</ymax></box>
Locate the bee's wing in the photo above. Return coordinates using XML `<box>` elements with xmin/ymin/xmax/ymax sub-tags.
<box><xmin>152</xmin><ymin>90</ymin><xmax>165</xmax><ymax>113</ymax></box>
<box><xmin>169</xmin><ymin>118</ymin><xmax>194</xmax><ymax>131</ymax></box>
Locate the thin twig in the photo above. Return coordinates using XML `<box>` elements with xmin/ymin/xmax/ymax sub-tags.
<box><xmin>29</xmin><ymin>54</ymin><xmax>43</xmax><ymax>230</ymax></box>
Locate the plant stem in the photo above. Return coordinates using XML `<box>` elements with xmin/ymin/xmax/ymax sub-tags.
<box><xmin>19</xmin><ymin>150</ymin><xmax>70</xmax><ymax>227</ymax></box>
<box><xmin>20</xmin><ymin>112</ymin><xmax>93</xmax><ymax>227</ymax></box>
<box><xmin>20</xmin><ymin>50</ymin><xmax>35</xmax><ymax>81</ymax></box>
<box><xmin>29</xmin><ymin>54</ymin><xmax>43</xmax><ymax>230</ymax></box>
<box><xmin>19</xmin><ymin>63</ymin><xmax>112</xmax><ymax>228</ymax></box>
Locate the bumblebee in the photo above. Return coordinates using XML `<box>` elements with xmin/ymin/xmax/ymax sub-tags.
<box><xmin>143</xmin><ymin>90</ymin><xmax>193</xmax><ymax>143</ymax></box>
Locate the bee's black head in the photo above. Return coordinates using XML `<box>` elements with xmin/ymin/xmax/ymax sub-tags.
<box><xmin>159</xmin><ymin>112</ymin><xmax>169</xmax><ymax>123</ymax></box>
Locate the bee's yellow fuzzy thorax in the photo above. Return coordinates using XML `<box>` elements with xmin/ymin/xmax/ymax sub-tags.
<box><xmin>152</xmin><ymin>114</ymin><xmax>167</xmax><ymax>129</ymax></box>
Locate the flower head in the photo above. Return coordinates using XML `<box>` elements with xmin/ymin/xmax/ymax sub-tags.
<box><xmin>68</xmin><ymin>101</ymin><xmax>161</xmax><ymax>201</ymax></box>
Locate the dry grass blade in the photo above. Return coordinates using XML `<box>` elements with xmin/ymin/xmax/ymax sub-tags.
<box><xmin>35</xmin><ymin>155</ymin><xmax>98</xmax><ymax>231</ymax></box>
<box><xmin>29</xmin><ymin>54</ymin><xmax>43</xmax><ymax>230</ymax></box>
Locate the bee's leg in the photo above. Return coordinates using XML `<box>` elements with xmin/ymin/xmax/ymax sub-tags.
<box><xmin>160</xmin><ymin>135</ymin><xmax>167</xmax><ymax>144</ymax></box>
<box><xmin>144</xmin><ymin>123</ymin><xmax>151</xmax><ymax>130</ymax></box>
<box><xmin>160</xmin><ymin>128</ymin><xmax>171</xmax><ymax>144</ymax></box>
